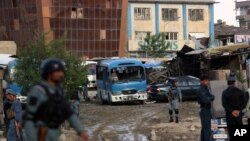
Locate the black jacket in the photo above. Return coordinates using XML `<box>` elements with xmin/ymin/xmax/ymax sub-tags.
<box><xmin>222</xmin><ymin>86</ymin><xmax>246</xmax><ymax>113</ymax></box>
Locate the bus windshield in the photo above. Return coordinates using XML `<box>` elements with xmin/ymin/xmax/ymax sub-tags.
<box><xmin>110</xmin><ymin>66</ymin><xmax>145</xmax><ymax>83</ymax></box>
<box><xmin>86</xmin><ymin>64</ymin><xmax>96</xmax><ymax>75</ymax></box>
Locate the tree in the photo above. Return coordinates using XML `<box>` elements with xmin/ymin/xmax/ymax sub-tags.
<box><xmin>139</xmin><ymin>33</ymin><xmax>171</xmax><ymax>58</ymax></box>
<box><xmin>15</xmin><ymin>35</ymin><xmax>87</xmax><ymax>97</ymax></box>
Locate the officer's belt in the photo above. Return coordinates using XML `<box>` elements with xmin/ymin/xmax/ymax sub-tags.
<box><xmin>200</xmin><ymin>103</ymin><xmax>211</xmax><ymax>109</ymax></box>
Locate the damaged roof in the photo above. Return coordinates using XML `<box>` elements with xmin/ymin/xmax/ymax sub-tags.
<box><xmin>215</xmin><ymin>23</ymin><xmax>250</xmax><ymax>36</ymax></box>
<box><xmin>186</xmin><ymin>43</ymin><xmax>250</xmax><ymax>57</ymax></box>
<box><xmin>129</xmin><ymin>0</ymin><xmax>216</xmax><ymax>4</ymax></box>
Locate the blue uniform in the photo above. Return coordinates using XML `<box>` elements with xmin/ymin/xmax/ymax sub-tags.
<box><xmin>7</xmin><ymin>100</ymin><xmax>22</xmax><ymax>141</ymax></box>
<box><xmin>168</xmin><ymin>86</ymin><xmax>182</xmax><ymax>120</ymax></box>
<box><xmin>3</xmin><ymin>99</ymin><xmax>12</xmax><ymax>133</ymax></box>
<box><xmin>24</xmin><ymin>82</ymin><xmax>84</xmax><ymax>141</ymax></box>
<box><xmin>197</xmin><ymin>84</ymin><xmax>214</xmax><ymax>141</ymax></box>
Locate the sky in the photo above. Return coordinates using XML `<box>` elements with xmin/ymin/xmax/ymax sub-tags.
<box><xmin>214</xmin><ymin>0</ymin><xmax>241</xmax><ymax>26</ymax></box>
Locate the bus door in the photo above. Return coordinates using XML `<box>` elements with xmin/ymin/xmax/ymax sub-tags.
<box><xmin>103</xmin><ymin>67</ymin><xmax>109</xmax><ymax>91</ymax></box>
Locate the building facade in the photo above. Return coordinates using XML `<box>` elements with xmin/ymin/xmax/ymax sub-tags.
<box><xmin>127</xmin><ymin>0</ymin><xmax>215</xmax><ymax>57</ymax></box>
<box><xmin>0</xmin><ymin>0</ymin><xmax>128</xmax><ymax>58</ymax></box>
<box><xmin>236</xmin><ymin>0</ymin><xmax>250</xmax><ymax>30</ymax></box>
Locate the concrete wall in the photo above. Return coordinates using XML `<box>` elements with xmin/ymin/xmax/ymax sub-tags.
<box><xmin>128</xmin><ymin>2</ymin><xmax>213</xmax><ymax>57</ymax></box>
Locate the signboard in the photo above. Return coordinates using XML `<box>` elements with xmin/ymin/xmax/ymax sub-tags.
<box><xmin>235</xmin><ymin>35</ymin><xmax>250</xmax><ymax>43</ymax></box>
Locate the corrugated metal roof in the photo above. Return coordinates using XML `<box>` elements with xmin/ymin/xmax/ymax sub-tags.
<box><xmin>185</xmin><ymin>49</ymin><xmax>205</xmax><ymax>55</ymax></box>
<box><xmin>129</xmin><ymin>0</ymin><xmax>216</xmax><ymax>4</ymax></box>
<box><xmin>215</xmin><ymin>23</ymin><xmax>250</xmax><ymax>36</ymax></box>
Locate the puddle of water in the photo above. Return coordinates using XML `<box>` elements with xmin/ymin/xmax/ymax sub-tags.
<box><xmin>108</xmin><ymin>124</ymin><xmax>149</xmax><ymax>141</ymax></box>
<box><xmin>85</xmin><ymin>123</ymin><xmax>102</xmax><ymax>137</ymax></box>
<box><xmin>138</xmin><ymin>134</ymin><xmax>149</xmax><ymax>141</ymax></box>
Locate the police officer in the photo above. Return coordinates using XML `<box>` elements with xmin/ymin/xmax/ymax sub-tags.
<box><xmin>168</xmin><ymin>79</ymin><xmax>182</xmax><ymax>123</ymax></box>
<box><xmin>6</xmin><ymin>89</ymin><xmax>22</xmax><ymax>141</ymax></box>
<box><xmin>197</xmin><ymin>75</ymin><xmax>214</xmax><ymax>141</ymax></box>
<box><xmin>24</xmin><ymin>58</ymin><xmax>89</xmax><ymax>141</ymax></box>
<box><xmin>222</xmin><ymin>73</ymin><xmax>246</xmax><ymax>138</ymax></box>
<box><xmin>3</xmin><ymin>89</ymin><xmax>13</xmax><ymax>136</ymax></box>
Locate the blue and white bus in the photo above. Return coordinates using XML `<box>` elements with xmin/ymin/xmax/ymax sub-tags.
<box><xmin>96</xmin><ymin>58</ymin><xmax>147</xmax><ymax>104</ymax></box>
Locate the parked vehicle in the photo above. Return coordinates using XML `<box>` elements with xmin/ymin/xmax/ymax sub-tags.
<box><xmin>0</xmin><ymin>54</ymin><xmax>27</xmax><ymax>105</ymax></box>
<box><xmin>96</xmin><ymin>58</ymin><xmax>147</xmax><ymax>104</ymax></box>
<box><xmin>147</xmin><ymin>76</ymin><xmax>200</xmax><ymax>101</ymax></box>
<box><xmin>84</xmin><ymin>61</ymin><xmax>98</xmax><ymax>88</ymax></box>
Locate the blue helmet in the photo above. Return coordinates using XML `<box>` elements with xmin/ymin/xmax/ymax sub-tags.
<box><xmin>228</xmin><ymin>73</ymin><xmax>236</xmax><ymax>82</ymax></box>
<box><xmin>5</xmin><ymin>89</ymin><xmax>17</xmax><ymax>96</ymax></box>
<box><xmin>40</xmin><ymin>58</ymin><xmax>66</xmax><ymax>80</ymax></box>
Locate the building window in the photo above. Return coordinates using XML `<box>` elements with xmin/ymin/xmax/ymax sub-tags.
<box><xmin>13</xmin><ymin>19</ymin><xmax>20</xmax><ymax>31</ymax></box>
<box><xmin>12</xmin><ymin>0</ymin><xmax>17</xmax><ymax>8</ymax></box>
<box><xmin>188</xmin><ymin>9</ymin><xmax>204</xmax><ymax>21</ymax></box>
<box><xmin>135</xmin><ymin>31</ymin><xmax>150</xmax><ymax>41</ymax></box>
<box><xmin>71</xmin><ymin>7</ymin><xmax>83</xmax><ymax>19</ymax></box>
<box><xmin>134</xmin><ymin>8</ymin><xmax>151</xmax><ymax>20</ymax></box>
<box><xmin>162</xmin><ymin>8</ymin><xmax>178</xmax><ymax>21</ymax></box>
<box><xmin>165</xmin><ymin>32</ymin><xmax>178</xmax><ymax>40</ymax></box>
<box><xmin>100</xmin><ymin>30</ymin><xmax>106</xmax><ymax>40</ymax></box>
<box><xmin>106</xmin><ymin>0</ymin><xmax>111</xmax><ymax>9</ymax></box>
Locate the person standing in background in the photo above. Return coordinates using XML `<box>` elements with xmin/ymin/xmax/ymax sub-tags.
<box><xmin>197</xmin><ymin>75</ymin><xmax>214</xmax><ymax>141</ymax></box>
<box><xmin>222</xmin><ymin>73</ymin><xmax>246</xmax><ymax>138</ymax></box>
<box><xmin>3</xmin><ymin>89</ymin><xmax>13</xmax><ymax>137</ymax></box>
<box><xmin>6</xmin><ymin>89</ymin><xmax>22</xmax><ymax>141</ymax></box>
<box><xmin>168</xmin><ymin>79</ymin><xmax>182</xmax><ymax>123</ymax></box>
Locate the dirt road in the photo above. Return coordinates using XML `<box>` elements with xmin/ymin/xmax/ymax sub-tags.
<box><xmin>79</xmin><ymin>91</ymin><xmax>202</xmax><ymax>141</ymax></box>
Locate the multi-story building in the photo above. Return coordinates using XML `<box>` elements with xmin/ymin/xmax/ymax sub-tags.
<box><xmin>236</xmin><ymin>0</ymin><xmax>250</xmax><ymax>30</ymax></box>
<box><xmin>127</xmin><ymin>0</ymin><xmax>216</xmax><ymax>57</ymax></box>
<box><xmin>0</xmin><ymin>0</ymin><xmax>128</xmax><ymax>58</ymax></box>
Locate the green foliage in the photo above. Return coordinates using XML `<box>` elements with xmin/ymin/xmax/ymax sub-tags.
<box><xmin>139</xmin><ymin>33</ymin><xmax>170</xmax><ymax>58</ymax></box>
<box><xmin>15</xmin><ymin>35</ymin><xmax>87</xmax><ymax>96</ymax></box>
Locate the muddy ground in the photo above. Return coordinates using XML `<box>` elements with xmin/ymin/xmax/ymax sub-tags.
<box><xmin>0</xmin><ymin>90</ymin><xmax>202</xmax><ymax>141</ymax></box>
<box><xmin>78</xmin><ymin>91</ymin><xmax>202</xmax><ymax>141</ymax></box>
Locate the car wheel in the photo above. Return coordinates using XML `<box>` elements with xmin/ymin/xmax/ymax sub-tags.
<box><xmin>139</xmin><ymin>100</ymin><xmax>145</xmax><ymax>105</ymax></box>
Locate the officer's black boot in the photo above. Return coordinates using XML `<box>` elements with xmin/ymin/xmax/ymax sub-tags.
<box><xmin>175</xmin><ymin>109</ymin><xmax>179</xmax><ymax>123</ymax></box>
<box><xmin>175</xmin><ymin>117</ymin><xmax>179</xmax><ymax>123</ymax></box>
<box><xmin>169</xmin><ymin>110</ymin><xmax>174</xmax><ymax>122</ymax></box>
<box><xmin>169</xmin><ymin>117</ymin><xmax>174</xmax><ymax>122</ymax></box>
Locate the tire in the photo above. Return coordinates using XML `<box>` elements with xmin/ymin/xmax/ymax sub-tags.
<box><xmin>108</xmin><ymin>94</ymin><xmax>114</xmax><ymax>105</ymax></box>
<box><xmin>139</xmin><ymin>100</ymin><xmax>145</xmax><ymax>105</ymax></box>
<box><xmin>100</xmin><ymin>92</ymin><xmax>107</xmax><ymax>105</ymax></box>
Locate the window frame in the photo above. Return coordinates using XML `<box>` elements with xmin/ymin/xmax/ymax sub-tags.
<box><xmin>164</xmin><ymin>32</ymin><xmax>178</xmax><ymax>41</ymax></box>
<box><xmin>188</xmin><ymin>9</ymin><xmax>204</xmax><ymax>21</ymax></box>
<box><xmin>162</xmin><ymin>8</ymin><xmax>178</xmax><ymax>21</ymax></box>
<box><xmin>135</xmin><ymin>31</ymin><xmax>151</xmax><ymax>41</ymax></box>
<box><xmin>134</xmin><ymin>7</ymin><xmax>151</xmax><ymax>20</ymax></box>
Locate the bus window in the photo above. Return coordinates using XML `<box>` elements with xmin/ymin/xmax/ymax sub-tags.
<box><xmin>110</xmin><ymin>66</ymin><xmax>145</xmax><ymax>83</ymax></box>
<box><xmin>87</xmin><ymin>64</ymin><xmax>96</xmax><ymax>75</ymax></box>
<box><xmin>97</xmin><ymin>66</ymin><xmax>103</xmax><ymax>80</ymax></box>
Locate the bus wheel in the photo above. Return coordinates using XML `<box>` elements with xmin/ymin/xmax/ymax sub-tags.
<box><xmin>139</xmin><ymin>100</ymin><xmax>145</xmax><ymax>105</ymax></box>
<box><xmin>108</xmin><ymin>94</ymin><xmax>113</xmax><ymax>105</ymax></box>
<box><xmin>100</xmin><ymin>92</ymin><xmax>107</xmax><ymax>105</ymax></box>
